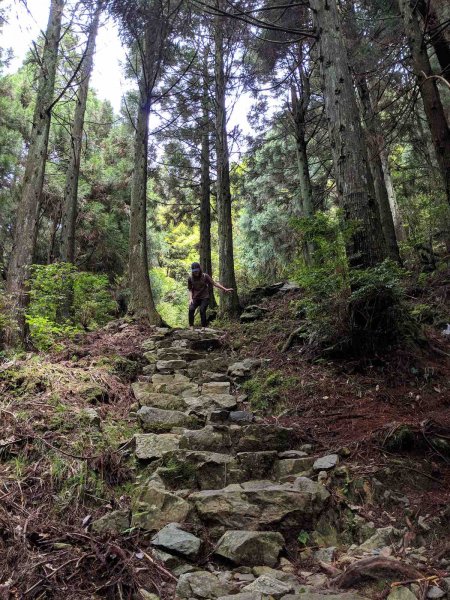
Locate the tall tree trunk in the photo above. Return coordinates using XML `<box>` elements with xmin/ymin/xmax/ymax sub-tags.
<box><xmin>60</xmin><ymin>4</ymin><xmax>101</xmax><ymax>264</ymax></box>
<box><xmin>290</xmin><ymin>84</ymin><xmax>314</xmax><ymax>265</ymax></box>
<box><xmin>214</xmin><ymin>12</ymin><xmax>240</xmax><ymax>317</ymax></box>
<box><xmin>199</xmin><ymin>52</ymin><xmax>216</xmax><ymax>308</ymax></box>
<box><xmin>5</xmin><ymin>0</ymin><xmax>64</xmax><ymax>345</ymax></box>
<box><xmin>127</xmin><ymin>22</ymin><xmax>163</xmax><ymax>324</ymax></box>
<box><xmin>398</xmin><ymin>0</ymin><xmax>450</xmax><ymax>206</ymax></box>
<box><xmin>417</xmin><ymin>0</ymin><xmax>450</xmax><ymax>78</ymax></box>
<box><xmin>309</xmin><ymin>0</ymin><xmax>386</xmax><ymax>268</ymax></box>
<box><xmin>355</xmin><ymin>76</ymin><xmax>402</xmax><ymax>262</ymax></box>
<box><xmin>379</xmin><ymin>149</ymin><xmax>406</xmax><ymax>242</ymax></box>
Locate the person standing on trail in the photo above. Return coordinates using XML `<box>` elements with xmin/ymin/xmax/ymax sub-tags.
<box><xmin>188</xmin><ymin>262</ymin><xmax>233</xmax><ymax>328</ymax></box>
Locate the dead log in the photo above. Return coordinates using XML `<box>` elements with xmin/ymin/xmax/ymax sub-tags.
<box><xmin>332</xmin><ymin>557</ymin><xmax>424</xmax><ymax>588</ymax></box>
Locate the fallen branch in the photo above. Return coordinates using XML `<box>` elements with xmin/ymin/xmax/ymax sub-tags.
<box><xmin>391</xmin><ymin>575</ymin><xmax>444</xmax><ymax>587</ymax></box>
<box><xmin>24</xmin><ymin>556</ymin><xmax>88</xmax><ymax>595</ymax></box>
<box><xmin>282</xmin><ymin>326</ymin><xmax>306</xmax><ymax>352</ymax></box>
<box><xmin>319</xmin><ymin>560</ymin><xmax>342</xmax><ymax>577</ymax></box>
<box><xmin>332</xmin><ymin>557</ymin><xmax>424</xmax><ymax>588</ymax></box>
<box><xmin>142</xmin><ymin>550</ymin><xmax>178</xmax><ymax>582</ymax></box>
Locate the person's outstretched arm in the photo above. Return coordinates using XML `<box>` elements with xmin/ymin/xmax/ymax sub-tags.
<box><xmin>211</xmin><ymin>278</ymin><xmax>233</xmax><ymax>293</ymax></box>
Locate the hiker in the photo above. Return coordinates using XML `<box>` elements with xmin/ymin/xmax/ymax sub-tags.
<box><xmin>188</xmin><ymin>262</ymin><xmax>233</xmax><ymax>328</ymax></box>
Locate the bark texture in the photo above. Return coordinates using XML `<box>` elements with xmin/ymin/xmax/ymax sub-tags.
<box><xmin>5</xmin><ymin>0</ymin><xmax>64</xmax><ymax>344</ymax></box>
<box><xmin>379</xmin><ymin>149</ymin><xmax>406</xmax><ymax>242</ymax></box>
<box><xmin>356</xmin><ymin>76</ymin><xmax>401</xmax><ymax>262</ymax></box>
<box><xmin>199</xmin><ymin>60</ymin><xmax>216</xmax><ymax>308</ymax></box>
<box><xmin>417</xmin><ymin>0</ymin><xmax>450</xmax><ymax>79</ymax></box>
<box><xmin>214</xmin><ymin>12</ymin><xmax>240</xmax><ymax>317</ymax></box>
<box><xmin>310</xmin><ymin>0</ymin><xmax>386</xmax><ymax>268</ymax></box>
<box><xmin>398</xmin><ymin>0</ymin><xmax>450</xmax><ymax>206</ymax></box>
<box><xmin>128</xmin><ymin>20</ymin><xmax>163</xmax><ymax>324</ymax></box>
<box><xmin>290</xmin><ymin>80</ymin><xmax>315</xmax><ymax>264</ymax></box>
<box><xmin>60</xmin><ymin>4</ymin><xmax>101</xmax><ymax>264</ymax></box>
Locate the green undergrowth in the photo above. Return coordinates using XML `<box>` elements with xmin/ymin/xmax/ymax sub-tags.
<box><xmin>25</xmin><ymin>263</ymin><xmax>117</xmax><ymax>351</ymax></box>
<box><xmin>243</xmin><ymin>369</ymin><xmax>298</xmax><ymax>413</ymax></box>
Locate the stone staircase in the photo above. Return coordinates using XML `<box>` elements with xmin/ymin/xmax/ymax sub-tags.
<box><xmin>115</xmin><ymin>327</ymin><xmax>366</xmax><ymax>599</ymax></box>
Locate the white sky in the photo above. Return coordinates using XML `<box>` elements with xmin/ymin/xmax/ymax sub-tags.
<box><xmin>2</xmin><ymin>0</ymin><xmax>127</xmax><ymax>112</ymax></box>
<box><xmin>1</xmin><ymin>0</ymin><xmax>256</xmax><ymax>139</ymax></box>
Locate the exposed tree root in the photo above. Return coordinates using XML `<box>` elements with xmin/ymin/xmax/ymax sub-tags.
<box><xmin>332</xmin><ymin>557</ymin><xmax>424</xmax><ymax>588</ymax></box>
<box><xmin>282</xmin><ymin>326</ymin><xmax>306</xmax><ymax>352</ymax></box>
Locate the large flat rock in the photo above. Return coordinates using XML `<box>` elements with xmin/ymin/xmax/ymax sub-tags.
<box><xmin>176</xmin><ymin>571</ymin><xmax>233</xmax><ymax>599</ymax></box>
<box><xmin>137</xmin><ymin>406</ymin><xmax>201</xmax><ymax>432</ymax></box>
<box><xmin>132</xmin><ymin>483</ymin><xmax>190</xmax><ymax>531</ymax></box>
<box><xmin>202</xmin><ymin>381</ymin><xmax>231</xmax><ymax>395</ymax></box>
<box><xmin>135</xmin><ymin>433</ymin><xmax>181</xmax><ymax>460</ymax></box>
<box><xmin>232</xmin><ymin>424</ymin><xmax>296</xmax><ymax>453</ymax></box>
<box><xmin>132</xmin><ymin>383</ymin><xmax>187</xmax><ymax>410</ymax></box>
<box><xmin>184</xmin><ymin>394</ymin><xmax>237</xmax><ymax>414</ymax></box>
<box><xmin>190</xmin><ymin>478</ymin><xmax>329</xmax><ymax>530</ymax></box>
<box><xmin>180</xmin><ymin>425</ymin><xmax>228</xmax><ymax>452</ymax></box>
<box><xmin>179</xmin><ymin>424</ymin><xmax>296</xmax><ymax>454</ymax></box>
<box><xmin>275</xmin><ymin>457</ymin><xmax>315</xmax><ymax>478</ymax></box>
<box><xmin>156</xmin><ymin>359</ymin><xmax>187</xmax><ymax>372</ymax></box>
<box><xmin>151</xmin><ymin>522</ymin><xmax>201</xmax><ymax>559</ymax></box>
<box><xmin>215</xmin><ymin>530</ymin><xmax>285</xmax><ymax>567</ymax></box>
<box><xmin>156</xmin><ymin>347</ymin><xmax>204</xmax><ymax>361</ymax></box>
<box><xmin>242</xmin><ymin>574</ymin><xmax>295</xmax><ymax>598</ymax></box>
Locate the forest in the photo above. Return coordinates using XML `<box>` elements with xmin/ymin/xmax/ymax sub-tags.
<box><xmin>0</xmin><ymin>0</ymin><xmax>448</xmax><ymax>346</ymax></box>
<box><xmin>0</xmin><ymin>0</ymin><xmax>449</xmax><ymax>598</ymax></box>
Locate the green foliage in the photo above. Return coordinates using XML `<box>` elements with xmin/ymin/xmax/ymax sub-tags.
<box><xmin>294</xmin><ymin>251</ymin><xmax>416</xmax><ymax>356</ymax></box>
<box><xmin>243</xmin><ymin>369</ymin><xmax>296</xmax><ymax>412</ymax></box>
<box><xmin>291</xmin><ymin>211</ymin><xmax>350</xmax><ymax>350</ymax></box>
<box><xmin>297</xmin><ymin>530</ymin><xmax>310</xmax><ymax>547</ymax></box>
<box><xmin>150</xmin><ymin>267</ymin><xmax>187</xmax><ymax>327</ymax></box>
<box><xmin>26</xmin><ymin>263</ymin><xmax>116</xmax><ymax>350</ymax></box>
<box><xmin>26</xmin><ymin>315</ymin><xmax>77</xmax><ymax>352</ymax></box>
<box><xmin>347</xmin><ymin>261</ymin><xmax>417</xmax><ymax>353</ymax></box>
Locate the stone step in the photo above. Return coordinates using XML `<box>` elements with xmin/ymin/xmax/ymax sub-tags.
<box><xmin>143</xmin><ymin>373</ymin><xmax>200</xmax><ymax>397</ymax></box>
<box><xmin>136</xmin><ymin>439</ymin><xmax>316</xmax><ymax>489</ymax></box>
<box><xmin>179</xmin><ymin>423</ymin><xmax>297</xmax><ymax>454</ymax></box>
<box><xmin>135</xmin><ymin>433</ymin><xmax>181</xmax><ymax>460</ymax></box>
<box><xmin>156</xmin><ymin>359</ymin><xmax>188</xmax><ymax>373</ymax></box>
<box><xmin>214</xmin><ymin>530</ymin><xmax>285</xmax><ymax>568</ymax></box>
<box><xmin>184</xmin><ymin>394</ymin><xmax>238</xmax><ymax>415</ymax></box>
<box><xmin>137</xmin><ymin>406</ymin><xmax>202</xmax><ymax>433</ymax></box>
<box><xmin>209</xmin><ymin>410</ymin><xmax>255</xmax><ymax>424</ymax></box>
<box><xmin>132</xmin><ymin>383</ymin><xmax>188</xmax><ymax>410</ymax></box>
<box><xmin>187</xmin><ymin>356</ymin><xmax>233</xmax><ymax>378</ymax></box>
<box><xmin>172</xmin><ymin>327</ymin><xmax>222</xmax><ymax>341</ymax></box>
<box><xmin>202</xmin><ymin>381</ymin><xmax>231</xmax><ymax>395</ymax></box>
<box><xmin>189</xmin><ymin>477</ymin><xmax>330</xmax><ymax>533</ymax></box>
<box><xmin>144</xmin><ymin>449</ymin><xmax>283</xmax><ymax>491</ymax></box>
<box><xmin>156</xmin><ymin>347</ymin><xmax>205</xmax><ymax>362</ymax></box>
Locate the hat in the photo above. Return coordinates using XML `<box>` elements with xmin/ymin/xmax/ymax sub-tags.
<box><xmin>191</xmin><ymin>262</ymin><xmax>201</xmax><ymax>272</ymax></box>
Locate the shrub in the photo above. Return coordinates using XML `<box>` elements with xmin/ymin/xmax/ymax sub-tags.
<box><xmin>291</xmin><ymin>214</ymin><xmax>416</xmax><ymax>356</ymax></box>
<box><xmin>150</xmin><ymin>267</ymin><xmax>187</xmax><ymax>327</ymax></box>
<box><xmin>25</xmin><ymin>263</ymin><xmax>117</xmax><ymax>350</ymax></box>
<box><xmin>347</xmin><ymin>261</ymin><xmax>415</xmax><ymax>354</ymax></box>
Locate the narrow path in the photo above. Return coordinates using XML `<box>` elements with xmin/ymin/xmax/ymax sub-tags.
<box><xmin>119</xmin><ymin>327</ymin><xmax>363</xmax><ymax>600</ymax></box>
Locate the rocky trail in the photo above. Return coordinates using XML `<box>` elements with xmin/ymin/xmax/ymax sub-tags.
<box><xmin>88</xmin><ymin>326</ymin><xmax>450</xmax><ymax>600</ymax></box>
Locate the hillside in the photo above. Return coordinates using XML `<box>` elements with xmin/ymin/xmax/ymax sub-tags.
<box><xmin>1</xmin><ymin>278</ymin><xmax>449</xmax><ymax>599</ymax></box>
